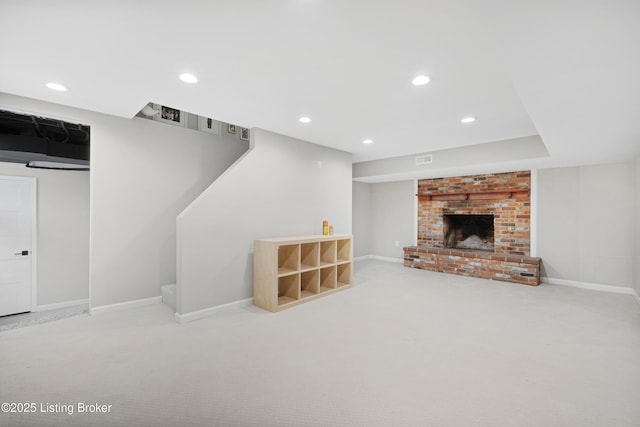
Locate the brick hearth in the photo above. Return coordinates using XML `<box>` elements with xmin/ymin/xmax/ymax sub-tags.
<box><xmin>403</xmin><ymin>246</ymin><xmax>541</xmax><ymax>286</ymax></box>
<box><xmin>404</xmin><ymin>171</ymin><xmax>541</xmax><ymax>285</ymax></box>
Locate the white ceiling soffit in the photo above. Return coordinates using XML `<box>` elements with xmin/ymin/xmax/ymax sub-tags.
<box><xmin>0</xmin><ymin>1</ymin><xmax>638</xmax><ymax>170</ymax></box>
<box><xmin>353</xmin><ymin>135</ymin><xmax>550</xmax><ymax>182</ymax></box>
<box><xmin>488</xmin><ymin>0</ymin><xmax>640</xmax><ymax>164</ymax></box>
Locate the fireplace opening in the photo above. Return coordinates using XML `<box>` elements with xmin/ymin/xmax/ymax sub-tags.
<box><xmin>443</xmin><ymin>214</ymin><xmax>494</xmax><ymax>251</ymax></box>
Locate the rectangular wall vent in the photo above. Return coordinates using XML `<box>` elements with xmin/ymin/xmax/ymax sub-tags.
<box><xmin>415</xmin><ymin>154</ymin><xmax>433</xmax><ymax>165</ymax></box>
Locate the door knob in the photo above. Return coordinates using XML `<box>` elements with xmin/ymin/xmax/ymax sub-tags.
<box><xmin>14</xmin><ymin>250</ymin><xmax>29</xmax><ymax>256</ymax></box>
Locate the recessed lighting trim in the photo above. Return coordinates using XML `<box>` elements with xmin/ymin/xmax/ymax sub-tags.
<box><xmin>363</xmin><ymin>139</ymin><xmax>373</xmax><ymax>144</ymax></box>
<box><xmin>46</xmin><ymin>83</ymin><xmax>67</xmax><ymax>92</ymax></box>
<box><xmin>412</xmin><ymin>75</ymin><xmax>430</xmax><ymax>86</ymax></box>
<box><xmin>179</xmin><ymin>73</ymin><xmax>198</xmax><ymax>83</ymax></box>
<box><xmin>299</xmin><ymin>116</ymin><xmax>311</xmax><ymax>124</ymax></box>
<box><xmin>461</xmin><ymin>116</ymin><xmax>476</xmax><ymax>123</ymax></box>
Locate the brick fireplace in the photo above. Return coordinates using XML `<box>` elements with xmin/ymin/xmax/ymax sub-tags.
<box><xmin>404</xmin><ymin>171</ymin><xmax>541</xmax><ymax>285</ymax></box>
<box><xmin>443</xmin><ymin>214</ymin><xmax>494</xmax><ymax>251</ymax></box>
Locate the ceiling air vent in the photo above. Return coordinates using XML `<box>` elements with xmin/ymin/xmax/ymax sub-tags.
<box><xmin>415</xmin><ymin>154</ymin><xmax>433</xmax><ymax>165</ymax></box>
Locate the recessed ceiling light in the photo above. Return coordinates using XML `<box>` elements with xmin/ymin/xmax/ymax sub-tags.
<box><xmin>179</xmin><ymin>73</ymin><xmax>198</xmax><ymax>83</ymax></box>
<box><xmin>412</xmin><ymin>75</ymin><xmax>430</xmax><ymax>86</ymax></box>
<box><xmin>46</xmin><ymin>82</ymin><xmax>67</xmax><ymax>92</ymax></box>
<box><xmin>363</xmin><ymin>139</ymin><xmax>373</xmax><ymax>144</ymax></box>
<box><xmin>299</xmin><ymin>116</ymin><xmax>311</xmax><ymax>124</ymax></box>
<box><xmin>461</xmin><ymin>117</ymin><xmax>476</xmax><ymax>123</ymax></box>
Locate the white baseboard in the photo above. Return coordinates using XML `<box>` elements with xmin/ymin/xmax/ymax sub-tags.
<box><xmin>354</xmin><ymin>255</ymin><xmax>404</xmax><ymax>264</ymax></box>
<box><xmin>542</xmin><ymin>277</ymin><xmax>640</xmax><ymax>306</ymax></box>
<box><xmin>370</xmin><ymin>255</ymin><xmax>404</xmax><ymax>264</ymax></box>
<box><xmin>174</xmin><ymin>297</ymin><xmax>254</xmax><ymax>324</ymax></box>
<box><xmin>89</xmin><ymin>296</ymin><xmax>162</xmax><ymax>315</ymax></box>
<box><xmin>34</xmin><ymin>298</ymin><xmax>89</xmax><ymax>312</ymax></box>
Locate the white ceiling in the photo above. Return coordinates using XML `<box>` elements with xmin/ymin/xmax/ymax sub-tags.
<box><xmin>1</xmin><ymin>1</ymin><xmax>639</xmax><ymax>168</ymax></box>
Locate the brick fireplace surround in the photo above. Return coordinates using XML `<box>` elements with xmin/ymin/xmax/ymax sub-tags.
<box><xmin>403</xmin><ymin>171</ymin><xmax>541</xmax><ymax>286</ymax></box>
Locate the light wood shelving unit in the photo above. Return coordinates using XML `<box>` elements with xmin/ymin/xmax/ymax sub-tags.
<box><xmin>254</xmin><ymin>235</ymin><xmax>353</xmax><ymax>312</ymax></box>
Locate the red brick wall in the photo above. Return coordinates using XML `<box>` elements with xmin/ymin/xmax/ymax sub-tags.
<box><xmin>418</xmin><ymin>171</ymin><xmax>531</xmax><ymax>194</ymax></box>
<box><xmin>417</xmin><ymin>171</ymin><xmax>531</xmax><ymax>256</ymax></box>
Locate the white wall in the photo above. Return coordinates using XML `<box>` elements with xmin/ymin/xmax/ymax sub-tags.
<box><xmin>0</xmin><ymin>92</ymin><xmax>249</xmax><ymax>308</ymax></box>
<box><xmin>369</xmin><ymin>181</ymin><xmax>415</xmax><ymax>259</ymax></box>
<box><xmin>177</xmin><ymin>129</ymin><xmax>352</xmax><ymax>315</ymax></box>
<box><xmin>352</xmin><ymin>181</ymin><xmax>371</xmax><ymax>257</ymax></box>
<box><xmin>535</xmin><ymin>167</ymin><xmax>580</xmax><ymax>280</ymax></box>
<box><xmin>352</xmin><ymin>180</ymin><xmax>415</xmax><ymax>259</ymax></box>
<box><xmin>537</xmin><ymin>162</ymin><xmax>634</xmax><ymax>287</ymax></box>
<box><xmin>0</xmin><ymin>162</ymin><xmax>89</xmax><ymax>306</ymax></box>
<box><xmin>634</xmin><ymin>157</ymin><xmax>640</xmax><ymax>295</ymax></box>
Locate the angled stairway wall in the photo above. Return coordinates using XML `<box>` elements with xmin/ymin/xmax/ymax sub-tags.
<box><xmin>176</xmin><ymin>128</ymin><xmax>352</xmax><ymax>318</ymax></box>
<box><xmin>0</xmin><ymin>92</ymin><xmax>251</xmax><ymax>311</ymax></box>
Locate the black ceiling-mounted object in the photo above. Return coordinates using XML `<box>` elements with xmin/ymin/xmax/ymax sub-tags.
<box><xmin>0</xmin><ymin>109</ymin><xmax>90</xmax><ymax>170</ymax></box>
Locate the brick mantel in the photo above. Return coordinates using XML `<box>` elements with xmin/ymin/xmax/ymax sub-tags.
<box><xmin>417</xmin><ymin>189</ymin><xmax>530</xmax><ymax>201</ymax></box>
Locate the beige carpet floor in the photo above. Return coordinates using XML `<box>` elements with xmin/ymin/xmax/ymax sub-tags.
<box><xmin>1</xmin><ymin>260</ymin><xmax>639</xmax><ymax>427</ymax></box>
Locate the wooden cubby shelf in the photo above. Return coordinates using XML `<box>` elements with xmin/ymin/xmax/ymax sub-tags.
<box><xmin>278</xmin><ymin>244</ymin><xmax>299</xmax><ymax>276</ymax></box>
<box><xmin>254</xmin><ymin>235</ymin><xmax>353</xmax><ymax>312</ymax></box>
<box><xmin>300</xmin><ymin>269</ymin><xmax>320</xmax><ymax>299</ymax></box>
<box><xmin>320</xmin><ymin>265</ymin><xmax>337</xmax><ymax>293</ymax></box>
<box><xmin>337</xmin><ymin>263</ymin><xmax>352</xmax><ymax>288</ymax></box>
<box><xmin>278</xmin><ymin>274</ymin><xmax>300</xmax><ymax>307</ymax></box>
<box><xmin>337</xmin><ymin>239</ymin><xmax>351</xmax><ymax>263</ymax></box>
<box><xmin>300</xmin><ymin>242</ymin><xmax>320</xmax><ymax>271</ymax></box>
<box><xmin>320</xmin><ymin>240</ymin><xmax>337</xmax><ymax>266</ymax></box>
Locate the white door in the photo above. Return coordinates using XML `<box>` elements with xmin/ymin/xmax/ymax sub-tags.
<box><xmin>0</xmin><ymin>177</ymin><xmax>34</xmax><ymax>316</ymax></box>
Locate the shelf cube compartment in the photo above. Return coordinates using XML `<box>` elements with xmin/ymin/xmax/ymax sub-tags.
<box><xmin>337</xmin><ymin>239</ymin><xmax>351</xmax><ymax>262</ymax></box>
<box><xmin>300</xmin><ymin>242</ymin><xmax>320</xmax><ymax>270</ymax></box>
<box><xmin>320</xmin><ymin>240</ymin><xmax>337</xmax><ymax>266</ymax></box>
<box><xmin>337</xmin><ymin>263</ymin><xmax>352</xmax><ymax>287</ymax></box>
<box><xmin>278</xmin><ymin>274</ymin><xmax>300</xmax><ymax>306</ymax></box>
<box><xmin>278</xmin><ymin>244</ymin><xmax>299</xmax><ymax>275</ymax></box>
<box><xmin>320</xmin><ymin>266</ymin><xmax>337</xmax><ymax>292</ymax></box>
<box><xmin>300</xmin><ymin>269</ymin><xmax>320</xmax><ymax>299</ymax></box>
